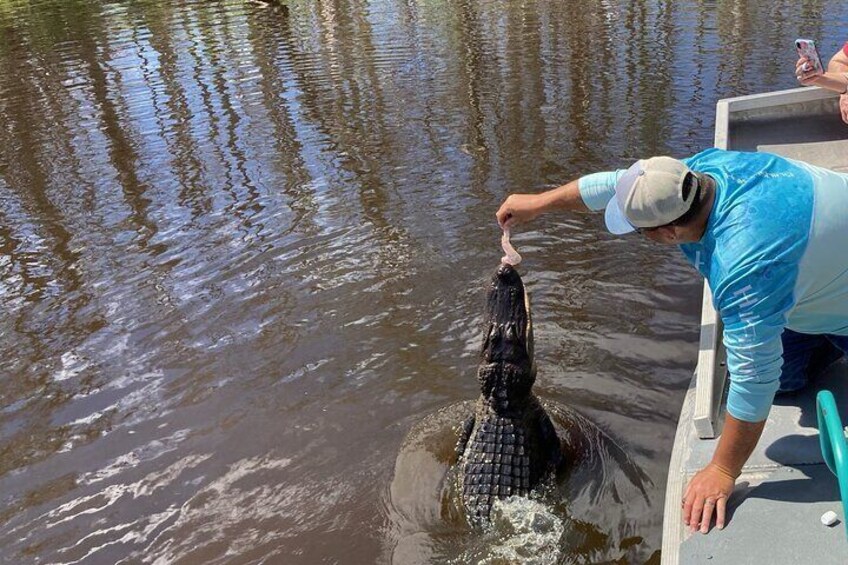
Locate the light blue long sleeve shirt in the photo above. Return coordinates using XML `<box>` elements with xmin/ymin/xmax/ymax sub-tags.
<box><xmin>578</xmin><ymin>148</ymin><xmax>848</xmax><ymax>422</ymax></box>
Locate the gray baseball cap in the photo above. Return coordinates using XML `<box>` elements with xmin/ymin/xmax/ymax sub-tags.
<box><xmin>604</xmin><ymin>157</ymin><xmax>696</xmax><ymax>235</ymax></box>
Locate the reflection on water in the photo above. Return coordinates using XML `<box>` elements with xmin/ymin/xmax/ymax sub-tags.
<box><xmin>0</xmin><ymin>0</ymin><xmax>846</xmax><ymax>562</ymax></box>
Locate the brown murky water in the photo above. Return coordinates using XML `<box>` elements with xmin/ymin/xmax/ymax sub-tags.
<box><xmin>1</xmin><ymin>0</ymin><xmax>847</xmax><ymax>562</ymax></box>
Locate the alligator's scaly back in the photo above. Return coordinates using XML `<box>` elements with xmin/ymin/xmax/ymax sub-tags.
<box><xmin>456</xmin><ymin>264</ymin><xmax>561</xmax><ymax>522</ymax></box>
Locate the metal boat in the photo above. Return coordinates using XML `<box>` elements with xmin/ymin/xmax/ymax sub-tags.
<box><xmin>662</xmin><ymin>86</ymin><xmax>848</xmax><ymax>564</ymax></box>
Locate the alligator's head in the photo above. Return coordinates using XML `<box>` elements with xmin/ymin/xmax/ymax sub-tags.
<box><xmin>477</xmin><ymin>264</ymin><xmax>536</xmax><ymax>412</ymax></box>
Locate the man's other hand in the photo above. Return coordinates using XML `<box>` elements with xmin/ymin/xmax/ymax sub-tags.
<box><xmin>682</xmin><ymin>462</ymin><xmax>736</xmax><ymax>534</ymax></box>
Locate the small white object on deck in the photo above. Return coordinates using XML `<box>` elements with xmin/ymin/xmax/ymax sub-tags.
<box><xmin>821</xmin><ymin>511</ymin><xmax>839</xmax><ymax>527</ymax></box>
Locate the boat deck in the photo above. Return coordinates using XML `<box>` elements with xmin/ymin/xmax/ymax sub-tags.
<box><xmin>663</xmin><ymin>87</ymin><xmax>848</xmax><ymax>564</ymax></box>
<box><xmin>673</xmin><ymin>364</ymin><xmax>848</xmax><ymax>564</ymax></box>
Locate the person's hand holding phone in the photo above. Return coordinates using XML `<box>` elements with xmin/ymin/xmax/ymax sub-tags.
<box><xmin>795</xmin><ymin>55</ymin><xmax>823</xmax><ymax>85</ymax></box>
<box><xmin>793</xmin><ymin>38</ymin><xmax>848</xmax><ymax>110</ymax></box>
<box><xmin>795</xmin><ymin>39</ymin><xmax>824</xmax><ymax>85</ymax></box>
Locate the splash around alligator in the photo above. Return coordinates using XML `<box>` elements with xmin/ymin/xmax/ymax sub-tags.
<box><xmin>386</xmin><ymin>265</ymin><xmax>654</xmax><ymax>563</ymax></box>
<box><xmin>387</xmin><ymin>401</ymin><xmax>652</xmax><ymax>563</ymax></box>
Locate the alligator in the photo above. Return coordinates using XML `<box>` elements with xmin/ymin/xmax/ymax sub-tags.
<box><xmin>454</xmin><ymin>263</ymin><xmax>562</xmax><ymax>522</ymax></box>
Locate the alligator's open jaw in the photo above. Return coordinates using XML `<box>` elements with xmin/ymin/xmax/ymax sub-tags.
<box><xmin>477</xmin><ymin>264</ymin><xmax>536</xmax><ymax>408</ymax></box>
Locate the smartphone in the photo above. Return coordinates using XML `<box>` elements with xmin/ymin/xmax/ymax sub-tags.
<box><xmin>795</xmin><ymin>38</ymin><xmax>824</xmax><ymax>74</ymax></box>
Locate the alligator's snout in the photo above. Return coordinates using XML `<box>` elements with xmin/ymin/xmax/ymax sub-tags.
<box><xmin>478</xmin><ymin>264</ymin><xmax>536</xmax><ymax>409</ymax></box>
<box><xmin>496</xmin><ymin>262</ymin><xmax>517</xmax><ymax>279</ymax></box>
<box><xmin>489</xmin><ymin>262</ymin><xmax>525</xmax><ymax>316</ymax></box>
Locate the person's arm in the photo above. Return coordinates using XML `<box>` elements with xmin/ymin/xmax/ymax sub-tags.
<box><xmin>710</xmin><ymin>416</ymin><xmax>766</xmax><ymax>476</ymax></box>
<box><xmin>495</xmin><ymin>170</ymin><xmax>622</xmax><ymax>227</ymax></box>
<box><xmin>682</xmin><ymin>260</ymin><xmax>793</xmax><ymax>533</ymax></box>
<box><xmin>796</xmin><ymin>55</ymin><xmax>848</xmax><ymax>93</ymax></box>
<box><xmin>828</xmin><ymin>44</ymin><xmax>848</xmax><ymax>73</ymax></box>
<box><xmin>828</xmin><ymin>46</ymin><xmax>848</xmax><ymax>124</ymax></box>
<box><xmin>495</xmin><ymin>180</ymin><xmax>587</xmax><ymax>228</ymax></box>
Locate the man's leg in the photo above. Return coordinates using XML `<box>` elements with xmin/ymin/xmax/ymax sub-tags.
<box><xmin>778</xmin><ymin>329</ymin><xmax>841</xmax><ymax>393</ymax></box>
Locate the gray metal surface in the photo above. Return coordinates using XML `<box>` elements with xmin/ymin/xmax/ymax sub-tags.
<box><xmin>759</xmin><ymin>139</ymin><xmax>848</xmax><ymax>172</ymax></box>
<box><xmin>681</xmin><ymin>465</ymin><xmax>846</xmax><ymax>565</ymax></box>
<box><xmin>692</xmin><ymin>285</ymin><xmax>724</xmax><ymax>439</ymax></box>
<box><xmin>672</xmin><ymin>363</ymin><xmax>848</xmax><ymax>565</ymax></box>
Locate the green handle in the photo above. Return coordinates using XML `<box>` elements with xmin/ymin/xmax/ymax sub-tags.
<box><xmin>816</xmin><ymin>389</ymin><xmax>848</xmax><ymax>541</ymax></box>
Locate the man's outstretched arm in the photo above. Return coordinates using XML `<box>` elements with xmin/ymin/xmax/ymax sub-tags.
<box><xmin>496</xmin><ymin>170</ymin><xmax>622</xmax><ymax>227</ymax></box>
<box><xmin>495</xmin><ymin>180</ymin><xmax>588</xmax><ymax>227</ymax></box>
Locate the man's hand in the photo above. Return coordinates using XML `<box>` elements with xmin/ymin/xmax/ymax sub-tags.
<box><xmin>496</xmin><ymin>194</ymin><xmax>547</xmax><ymax>227</ymax></box>
<box><xmin>682</xmin><ymin>462</ymin><xmax>737</xmax><ymax>533</ymax></box>
<box><xmin>840</xmin><ymin>94</ymin><xmax>848</xmax><ymax>125</ymax></box>
<box><xmin>683</xmin><ymin>414</ymin><xmax>765</xmax><ymax>534</ymax></box>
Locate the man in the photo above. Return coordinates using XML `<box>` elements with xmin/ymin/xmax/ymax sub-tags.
<box><xmin>496</xmin><ymin>148</ymin><xmax>848</xmax><ymax>534</ymax></box>
<box><xmin>796</xmin><ymin>41</ymin><xmax>848</xmax><ymax>123</ymax></box>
